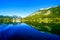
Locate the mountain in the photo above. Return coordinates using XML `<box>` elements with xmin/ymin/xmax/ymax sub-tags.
<box><xmin>22</xmin><ymin>6</ymin><xmax>60</xmax><ymax>23</ymax></box>
<box><xmin>29</xmin><ymin>6</ymin><xmax>60</xmax><ymax>17</ymax></box>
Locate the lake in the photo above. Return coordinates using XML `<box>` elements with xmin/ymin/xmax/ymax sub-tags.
<box><xmin>0</xmin><ymin>23</ymin><xmax>60</xmax><ymax>40</ymax></box>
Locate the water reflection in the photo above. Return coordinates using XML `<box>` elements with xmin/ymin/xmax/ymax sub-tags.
<box><xmin>0</xmin><ymin>23</ymin><xmax>60</xmax><ymax>40</ymax></box>
<box><xmin>0</xmin><ymin>21</ymin><xmax>60</xmax><ymax>36</ymax></box>
<box><xmin>24</xmin><ymin>22</ymin><xmax>60</xmax><ymax>35</ymax></box>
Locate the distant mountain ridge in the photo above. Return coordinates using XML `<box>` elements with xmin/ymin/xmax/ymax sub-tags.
<box><xmin>22</xmin><ymin>5</ymin><xmax>60</xmax><ymax>23</ymax></box>
<box><xmin>28</xmin><ymin>6</ymin><xmax>60</xmax><ymax>18</ymax></box>
<box><xmin>22</xmin><ymin>6</ymin><xmax>60</xmax><ymax>35</ymax></box>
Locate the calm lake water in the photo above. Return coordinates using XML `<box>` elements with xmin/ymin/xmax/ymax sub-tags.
<box><xmin>0</xmin><ymin>23</ymin><xmax>60</xmax><ymax>40</ymax></box>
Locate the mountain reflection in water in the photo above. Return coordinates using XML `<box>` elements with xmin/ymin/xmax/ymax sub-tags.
<box><xmin>0</xmin><ymin>23</ymin><xmax>60</xmax><ymax>40</ymax></box>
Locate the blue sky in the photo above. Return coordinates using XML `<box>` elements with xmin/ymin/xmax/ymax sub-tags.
<box><xmin>0</xmin><ymin>0</ymin><xmax>60</xmax><ymax>17</ymax></box>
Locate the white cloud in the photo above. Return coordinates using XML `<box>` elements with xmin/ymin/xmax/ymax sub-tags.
<box><xmin>46</xmin><ymin>7</ymin><xmax>51</xmax><ymax>9</ymax></box>
<box><xmin>40</xmin><ymin>7</ymin><xmax>51</xmax><ymax>10</ymax></box>
<box><xmin>40</xmin><ymin>8</ymin><xmax>45</xmax><ymax>10</ymax></box>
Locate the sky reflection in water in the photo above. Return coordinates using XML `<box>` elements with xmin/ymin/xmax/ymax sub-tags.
<box><xmin>0</xmin><ymin>23</ymin><xmax>60</xmax><ymax>40</ymax></box>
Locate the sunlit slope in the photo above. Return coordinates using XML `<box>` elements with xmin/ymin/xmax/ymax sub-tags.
<box><xmin>29</xmin><ymin>6</ymin><xmax>60</xmax><ymax>17</ymax></box>
<box><xmin>23</xmin><ymin>6</ymin><xmax>60</xmax><ymax>23</ymax></box>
